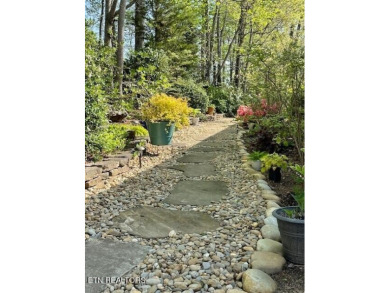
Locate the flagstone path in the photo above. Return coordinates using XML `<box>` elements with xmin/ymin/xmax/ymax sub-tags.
<box><xmin>85</xmin><ymin>118</ymin><xmax>285</xmax><ymax>293</ymax></box>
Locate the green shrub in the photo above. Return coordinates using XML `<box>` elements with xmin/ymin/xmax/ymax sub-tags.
<box><xmin>126</xmin><ymin>125</ymin><xmax>149</xmax><ymax>137</ymax></box>
<box><xmin>85</xmin><ymin>123</ymin><xmax>148</xmax><ymax>161</ymax></box>
<box><xmin>207</xmin><ymin>85</ymin><xmax>242</xmax><ymax>117</ymax></box>
<box><xmin>85</xmin><ymin>22</ymin><xmax>116</xmax><ymax>134</ymax></box>
<box><xmin>260</xmin><ymin>153</ymin><xmax>288</xmax><ymax>173</ymax></box>
<box><xmin>124</xmin><ymin>48</ymin><xmax>171</xmax><ymax>99</ymax></box>
<box><xmin>167</xmin><ymin>78</ymin><xmax>209</xmax><ymax>112</ymax></box>
<box><xmin>85</xmin><ymin>22</ymin><xmax>117</xmax><ymax>160</ymax></box>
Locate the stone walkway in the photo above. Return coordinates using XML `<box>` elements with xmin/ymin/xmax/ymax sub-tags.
<box><xmin>85</xmin><ymin>118</ymin><xmax>285</xmax><ymax>293</ymax></box>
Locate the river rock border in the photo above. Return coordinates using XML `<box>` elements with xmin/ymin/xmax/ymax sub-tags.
<box><xmin>236</xmin><ymin>125</ymin><xmax>285</xmax><ymax>293</ymax></box>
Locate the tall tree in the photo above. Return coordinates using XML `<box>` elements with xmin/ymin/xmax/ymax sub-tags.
<box><xmin>104</xmin><ymin>0</ymin><xmax>118</xmax><ymax>47</ymax></box>
<box><xmin>115</xmin><ymin>0</ymin><xmax>127</xmax><ymax>95</ymax></box>
<box><xmin>206</xmin><ymin>7</ymin><xmax>218</xmax><ymax>84</ymax></box>
<box><xmin>134</xmin><ymin>0</ymin><xmax>146</xmax><ymax>51</ymax></box>
<box><xmin>234</xmin><ymin>0</ymin><xmax>250</xmax><ymax>87</ymax></box>
<box><xmin>203</xmin><ymin>0</ymin><xmax>210</xmax><ymax>82</ymax></box>
<box><xmin>99</xmin><ymin>0</ymin><xmax>105</xmax><ymax>44</ymax></box>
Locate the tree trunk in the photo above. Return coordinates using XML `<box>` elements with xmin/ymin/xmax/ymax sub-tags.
<box><xmin>104</xmin><ymin>0</ymin><xmax>118</xmax><ymax>47</ymax></box>
<box><xmin>154</xmin><ymin>0</ymin><xmax>163</xmax><ymax>45</ymax></box>
<box><xmin>135</xmin><ymin>0</ymin><xmax>146</xmax><ymax>51</ymax></box>
<box><xmin>115</xmin><ymin>0</ymin><xmax>126</xmax><ymax>95</ymax></box>
<box><xmin>208</xmin><ymin>7</ymin><xmax>218</xmax><ymax>84</ymax></box>
<box><xmin>214</xmin><ymin>7</ymin><xmax>220</xmax><ymax>85</ymax></box>
<box><xmin>234</xmin><ymin>0</ymin><xmax>250</xmax><ymax>87</ymax></box>
<box><xmin>99</xmin><ymin>0</ymin><xmax>105</xmax><ymax>45</ymax></box>
<box><xmin>215</xmin><ymin>26</ymin><xmax>239</xmax><ymax>84</ymax></box>
<box><xmin>242</xmin><ymin>20</ymin><xmax>253</xmax><ymax>92</ymax></box>
<box><xmin>216</xmin><ymin>8</ymin><xmax>226</xmax><ymax>85</ymax></box>
<box><xmin>204</xmin><ymin>0</ymin><xmax>210</xmax><ymax>82</ymax></box>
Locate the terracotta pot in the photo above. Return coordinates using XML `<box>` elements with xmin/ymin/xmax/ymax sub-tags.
<box><xmin>207</xmin><ymin>107</ymin><xmax>215</xmax><ymax>115</ymax></box>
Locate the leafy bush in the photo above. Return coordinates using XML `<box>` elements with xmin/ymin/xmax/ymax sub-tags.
<box><xmin>85</xmin><ymin>22</ymin><xmax>117</xmax><ymax>160</ymax></box>
<box><xmin>85</xmin><ymin>123</ymin><xmax>149</xmax><ymax>161</ymax></box>
<box><xmin>85</xmin><ymin>23</ymin><xmax>115</xmax><ymax>134</ymax></box>
<box><xmin>247</xmin><ymin>114</ymin><xmax>292</xmax><ymax>153</ymax></box>
<box><xmin>85</xmin><ymin>127</ymin><xmax>126</xmax><ymax>161</ymax></box>
<box><xmin>167</xmin><ymin>78</ymin><xmax>209</xmax><ymax>112</ymax></box>
<box><xmin>124</xmin><ymin>48</ymin><xmax>171</xmax><ymax>99</ymax></box>
<box><xmin>141</xmin><ymin>93</ymin><xmax>190</xmax><ymax>129</ymax></box>
<box><xmin>207</xmin><ymin>85</ymin><xmax>241</xmax><ymax>117</ymax></box>
<box><xmin>189</xmin><ymin>108</ymin><xmax>202</xmax><ymax>117</ymax></box>
<box><xmin>126</xmin><ymin>125</ymin><xmax>149</xmax><ymax>137</ymax></box>
<box><xmin>113</xmin><ymin>124</ymin><xmax>149</xmax><ymax>137</ymax></box>
<box><xmin>260</xmin><ymin>153</ymin><xmax>288</xmax><ymax>173</ymax></box>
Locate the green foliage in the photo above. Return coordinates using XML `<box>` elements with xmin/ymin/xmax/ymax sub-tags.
<box><xmin>292</xmin><ymin>187</ymin><xmax>305</xmax><ymax>214</ymax></box>
<box><xmin>85</xmin><ymin>22</ymin><xmax>117</xmax><ymax>160</ymax></box>
<box><xmin>85</xmin><ymin>123</ymin><xmax>149</xmax><ymax>161</ymax></box>
<box><xmin>290</xmin><ymin>164</ymin><xmax>305</xmax><ymax>183</ymax></box>
<box><xmin>167</xmin><ymin>78</ymin><xmax>209</xmax><ymax>112</ymax></box>
<box><xmin>198</xmin><ymin>113</ymin><xmax>208</xmax><ymax>122</ymax></box>
<box><xmin>260</xmin><ymin>114</ymin><xmax>290</xmax><ymax>146</ymax></box>
<box><xmin>148</xmin><ymin>0</ymin><xmax>201</xmax><ymax>78</ymax></box>
<box><xmin>283</xmin><ymin>185</ymin><xmax>305</xmax><ymax>219</ymax></box>
<box><xmin>189</xmin><ymin>108</ymin><xmax>202</xmax><ymax>117</ymax></box>
<box><xmin>85</xmin><ymin>127</ymin><xmax>125</xmax><ymax>161</ymax></box>
<box><xmin>125</xmin><ymin>48</ymin><xmax>171</xmax><ymax>99</ymax></box>
<box><xmin>287</xmin><ymin>163</ymin><xmax>305</xmax><ymax>218</ymax></box>
<box><xmin>127</xmin><ymin>125</ymin><xmax>149</xmax><ymax>137</ymax></box>
<box><xmin>260</xmin><ymin>153</ymin><xmax>288</xmax><ymax>173</ymax></box>
<box><xmin>85</xmin><ymin>23</ymin><xmax>114</xmax><ymax>134</ymax></box>
<box><xmin>207</xmin><ymin>86</ymin><xmax>242</xmax><ymax>117</ymax></box>
<box><xmin>248</xmin><ymin>151</ymin><xmax>268</xmax><ymax>161</ymax></box>
<box><xmin>113</xmin><ymin>124</ymin><xmax>149</xmax><ymax>137</ymax></box>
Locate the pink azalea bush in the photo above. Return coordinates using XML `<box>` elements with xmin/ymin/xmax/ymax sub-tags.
<box><xmin>237</xmin><ymin>99</ymin><xmax>279</xmax><ymax>122</ymax></box>
<box><xmin>237</xmin><ymin>105</ymin><xmax>254</xmax><ymax>122</ymax></box>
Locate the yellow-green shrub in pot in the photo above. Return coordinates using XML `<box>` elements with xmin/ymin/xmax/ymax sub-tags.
<box><xmin>141</xmin><ymin>94</ymin><xmax>190</xmax><ymax>145</ymax></box>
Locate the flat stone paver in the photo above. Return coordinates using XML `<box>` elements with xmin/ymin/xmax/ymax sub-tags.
<box><xmin>85</xmin><ymin>239</ymin><xmax>150</xmax><ymax>293</ymax></box>
<box><xmin>164</xmin><ymin>180</ymin><xmax>228</xmax><ymax>205</ymax></box>
<box><xmin>168</xmin><ymin>164</ymin><xmax>216</xmax><ymax>177</ymax></box>
<box><xmin>189</xmin><ymin>147</ymin><xmax>225</xmax><ymax>152</ymax></box>
<box><xmin>177</xmin><ymin>152</ymin><xmax>217</xmax><ymax>163</ymax></box>
<box><xmin>112</xmin><ymin>206</ymin><xmax>220</xmax><ymax>238</ymax></box>
<box><xmin>198</xmin><ymin>141</ymin><xmax>231</xmax><ymax>147</ymax></box>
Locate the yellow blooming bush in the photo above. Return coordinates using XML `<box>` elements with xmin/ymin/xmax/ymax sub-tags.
<box><xmin>141</xmin><ymin>93</ymin><xmax>190</xmax><ymax>129</ymax></box>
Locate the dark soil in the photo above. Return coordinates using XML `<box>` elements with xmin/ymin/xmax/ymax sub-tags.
<box><xmin>273</xmin><ymin>263</ymin><xmax>305</xmax><ymax>292</ymax></box>
<box><xmin>242</xmin><ymin>131</ymin><xmax>305</xmax><ymax>293</ymax></box>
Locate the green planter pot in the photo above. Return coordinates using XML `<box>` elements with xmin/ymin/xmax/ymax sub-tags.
<box><xmin>146</xmin><ymin>121</ymin><xmax>175</xmax><ymax>146</ymax></box>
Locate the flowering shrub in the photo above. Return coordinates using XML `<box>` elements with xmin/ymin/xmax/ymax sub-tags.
<box><xmin>141</xmin><ymin>93</ymin><xmax>190</xmax><ymax>129</ymax></box>
<box><xmin>237</xmin><ymin>105</ymin><xmax>254</xmax><ymax>122</ymax></box>
<box><xmin>237</xmin><ymin>99</ymin><xmax>279</xmax><ymax>122</ymax></box>
<box><xmin>252</xmin><ymin>99</ymin><xmax>279</xmax><ymax>117</ymax></box>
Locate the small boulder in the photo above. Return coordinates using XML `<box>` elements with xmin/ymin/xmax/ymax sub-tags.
<box><xmin>250</xmin><ymin>251</ymin><xmax>286</xmax><ymax>274</ymax></box>
<box><xmin>260</xmin><ymin>225</ymin><xmax>281</xmax><ymax>241</ymax></box>
<box><xmin>261</xmin><ymin>192</ymin><xmax>280</xmax><ymax>202</ymax></box>
<box><xmin>264</xmin><ymin>216</ymin><xmax>278</xmax><ymax>227</ymax></box>
<box><xmin>266</xmin><ymin>208</ymin><xmax>278</xmax><ymax>218</ymax></box>
<box><xmin>266</xmin><ymin>201</ymin><xmax>280</xmax><ymax>209</ymax></box>
<box><xmin>242</xmin><ymin>269</ymin><xmax>277</xmax><ymax>293</ymax></box>
<box><xmin>256</xmin><ymin>239</ymin><xmax>283</xmax><ymax>255</ymax></box>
